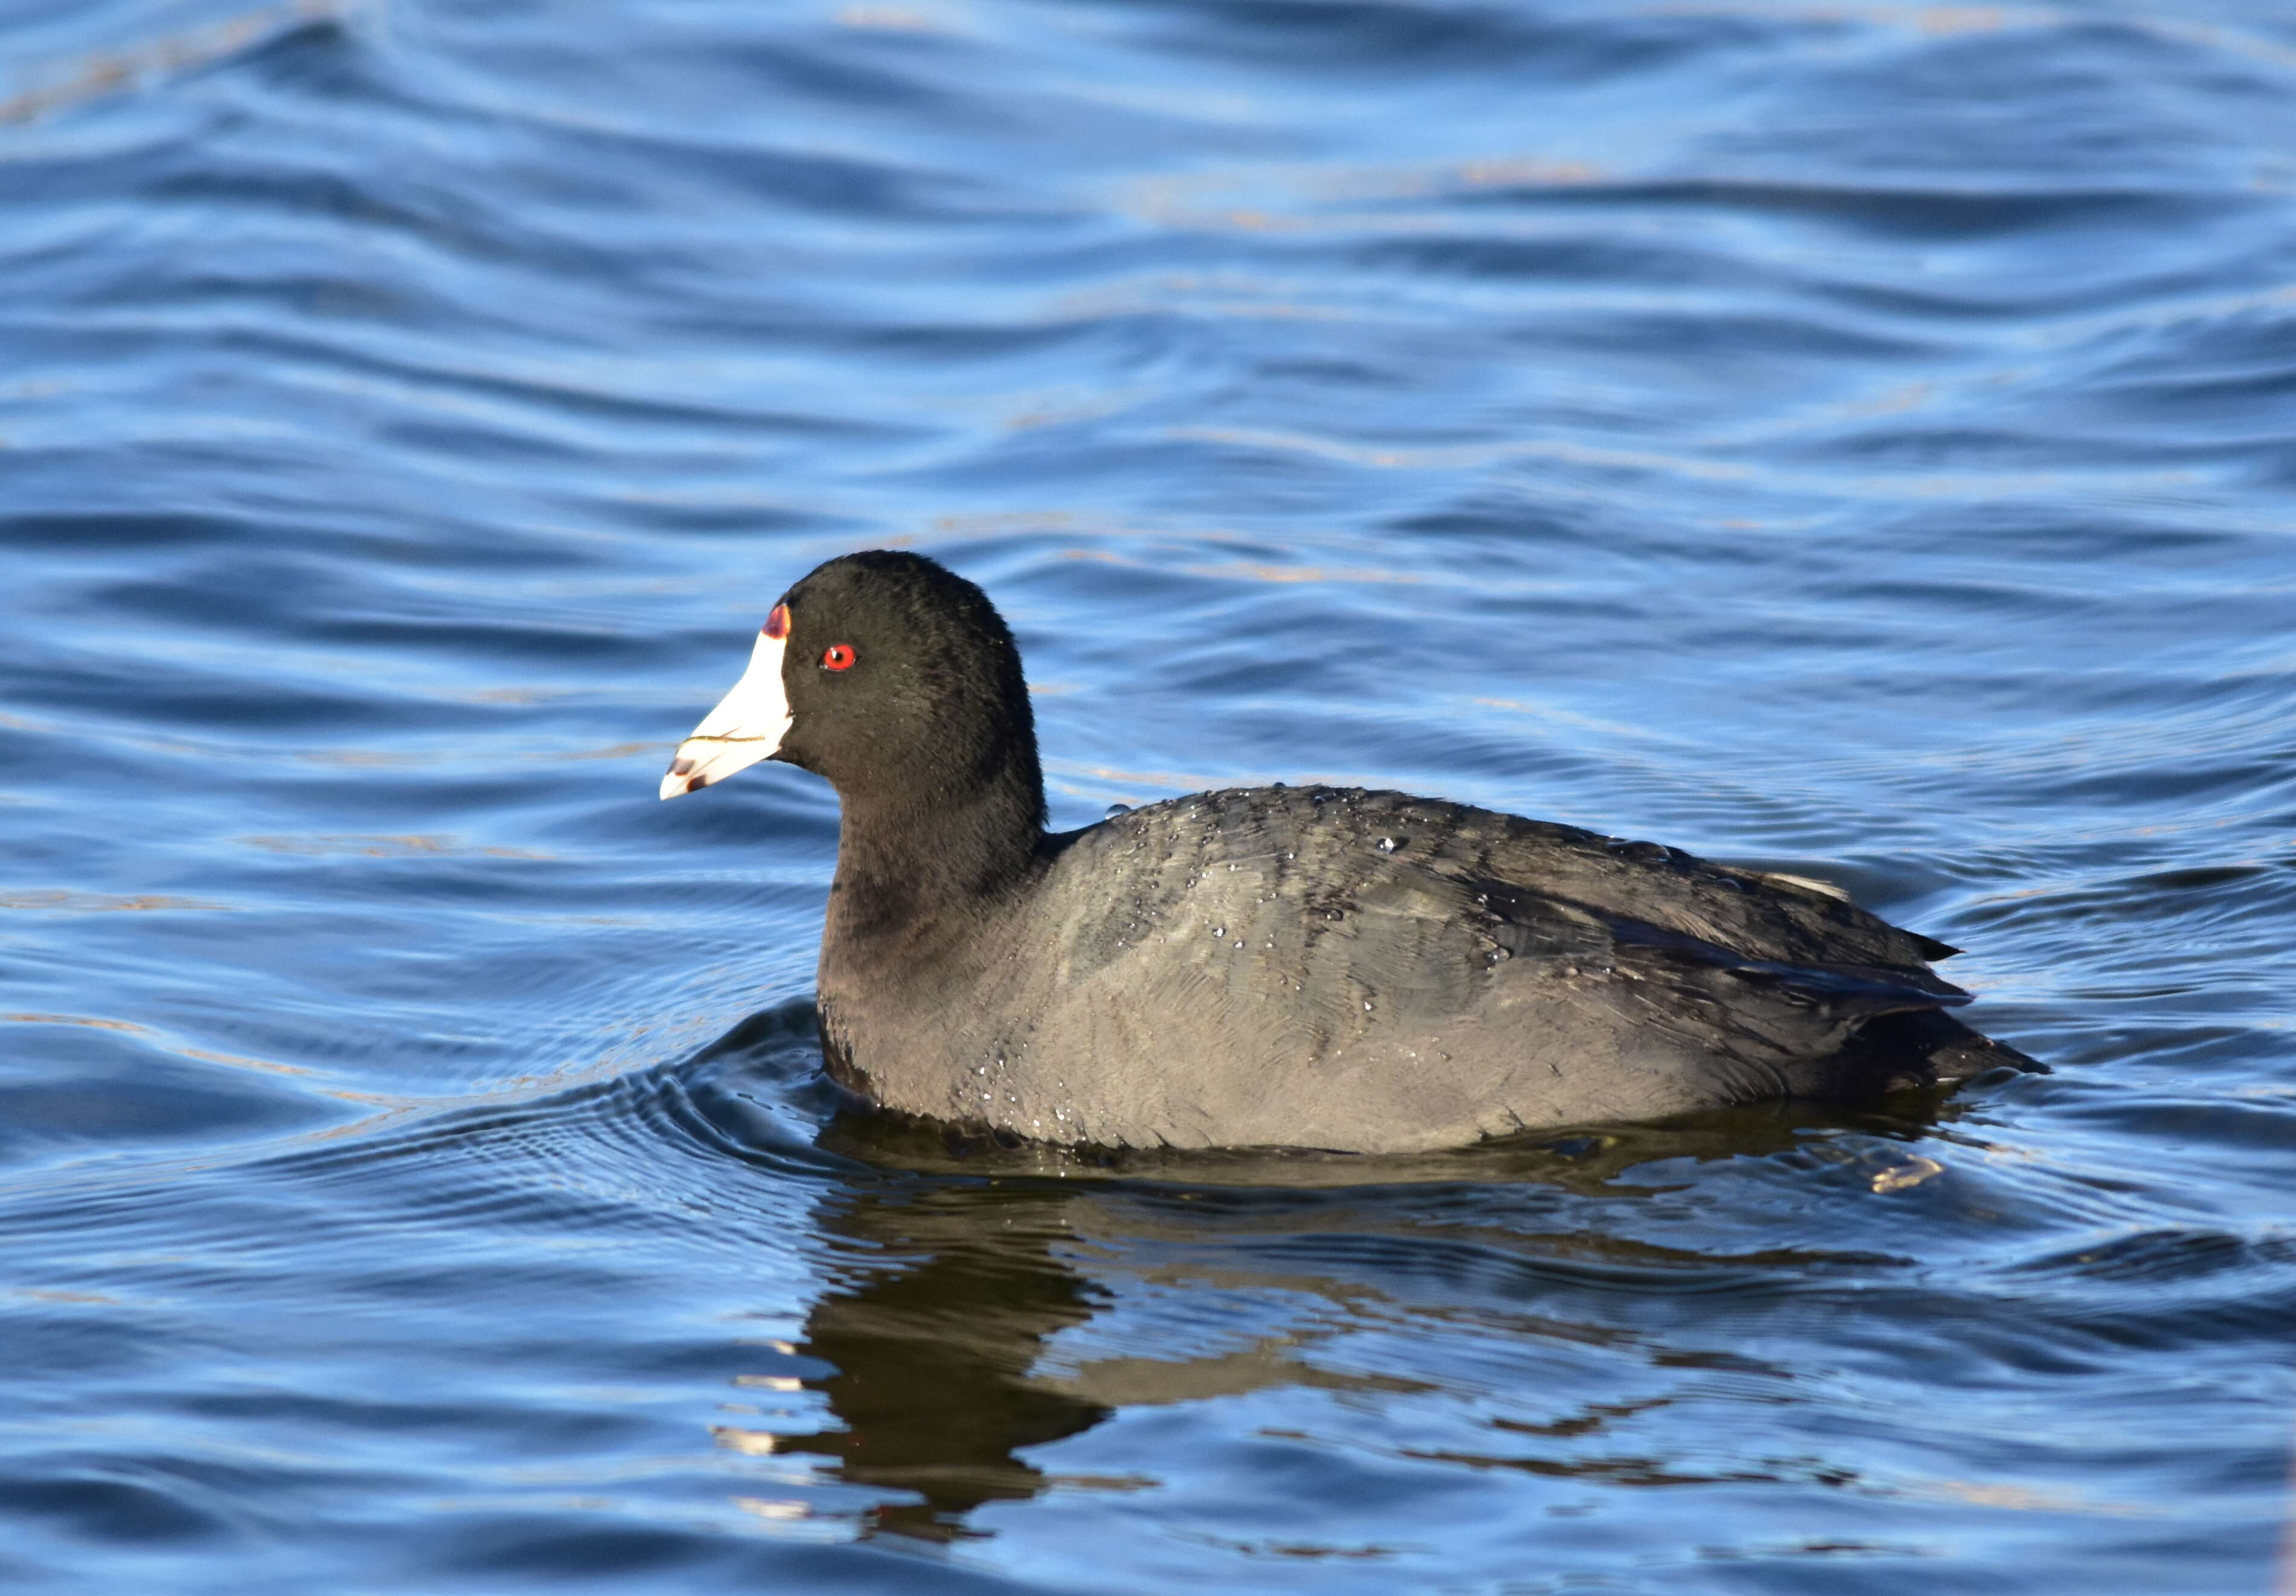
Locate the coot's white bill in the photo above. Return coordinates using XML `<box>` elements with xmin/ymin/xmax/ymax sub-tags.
<box><xmin>660</xmin><ymin>623</ymin><xmax>790</xmax><ymax>799</ymax></box>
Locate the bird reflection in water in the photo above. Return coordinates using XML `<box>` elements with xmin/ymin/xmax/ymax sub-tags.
<box><xmin>766</xmin><ymin>1173</ymin><xmax>1114</xmax><ymax>1542</ymax></box>
<box><xmin>730</xmin><ymin>1089</ymin><xmax>1967</xmax><ymax>1543</ymax></box>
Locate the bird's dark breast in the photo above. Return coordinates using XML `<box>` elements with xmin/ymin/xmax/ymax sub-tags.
<box><xmin>814</xmin><ymin>996</ymin><xmax>874</xmax><ymax>1099</ymax></box>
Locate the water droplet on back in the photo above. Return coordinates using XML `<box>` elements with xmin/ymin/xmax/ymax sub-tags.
<box><xmin>1104</xmin><ymin>802</ymin><xmax>1131</xmax><ymax>819</ymax></box>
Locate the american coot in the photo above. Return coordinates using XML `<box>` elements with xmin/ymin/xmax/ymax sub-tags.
<box><xmin>662</xmin><ymin>551</ymin><xmax>2034</xmax><ymax>1154</ymax></box>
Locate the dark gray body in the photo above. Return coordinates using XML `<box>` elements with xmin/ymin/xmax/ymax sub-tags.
<box><xmin>674</xmin><ymin>552</ymin><xmax>2033</xmax><ymax>1154</ymax></box>
<box><xmin>817</xmin><ymin>785</ymin><xmax>2021</xmax><ymax>1154</ymax></box>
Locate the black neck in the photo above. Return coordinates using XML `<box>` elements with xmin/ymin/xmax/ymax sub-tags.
<box><xmin>825</xmin><ymin>748</ymin><xmax>1045</xmax><ymax>956</ymax></box>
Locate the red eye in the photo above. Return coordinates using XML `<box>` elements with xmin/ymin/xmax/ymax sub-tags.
<box><xmin>763</xmin><ymin>605</ymin><xmax>790</xmax><ymax>640</ymax></box>
<box><xmin>822</xmin><ymin>644</ymin><xmax>854</xmax><ymax>671</ymax></box>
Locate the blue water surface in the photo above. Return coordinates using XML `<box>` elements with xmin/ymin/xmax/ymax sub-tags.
<box><xmin>4</xmin><ymin>1</ymin><xmax>2294</xmax><ymax>1591</ymax></box>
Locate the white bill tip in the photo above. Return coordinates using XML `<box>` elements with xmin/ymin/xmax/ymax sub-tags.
<box><xmin>661</xmin><ymin>626</ymin><xmax>792</xmax><ymax>799</ymax></box>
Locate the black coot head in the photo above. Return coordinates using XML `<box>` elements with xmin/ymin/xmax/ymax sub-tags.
<box><xmin>773</xmin><ymin>552</ymin><xmax>1039</xmax><ymax>812</ymax></box>
<box><xmin>648</xmin><ymin>549</ymin><xmax>1046</xmax><ymax>834</ymax></box>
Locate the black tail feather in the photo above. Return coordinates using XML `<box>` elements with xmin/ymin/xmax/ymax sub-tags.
<box><xmin>1834</xmin><ymin>1007</ymin><xmax>2046</xmax><ymax>1099</ymax></box>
